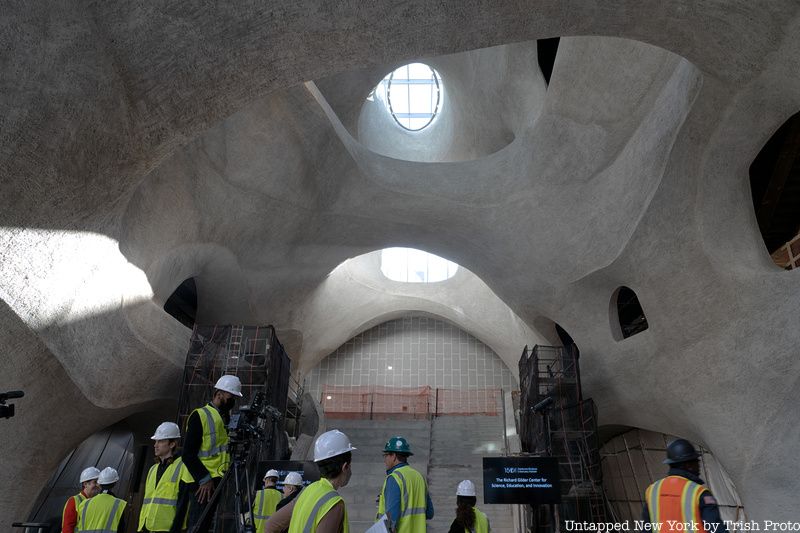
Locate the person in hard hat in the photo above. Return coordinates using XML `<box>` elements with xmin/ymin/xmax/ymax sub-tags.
<box><xmin>276</xmin><ymin>472</ymin><xmax>304</xmax><ymax>511</ymax></box>
<box><xmin>76</xmin><ymin>467</ymin><xmax>127</xmax><ymax>533</ymax></box>
<box><xmin>61</xmin><ymin>466</ymin><xmax>101</xmax><ymax>533</ymax></box>
<box><xmin>252</xmin><ymin>469</ymin><xmax>283</xmax><ymax>532</ymax></box>
<box><xmin>641</xmin><ymin>439</ymin><xmax>728</xmax><ymax>533</ymax></box>
<box><xmin>138</xmin><ymin>421</ymin><xmax>194</xmax><ymax>532</ymax></box>
<box><xmin>264</xmin><ymin>429</ymin><xmax>356</xmax><ymax>533</ymax></box>
<box><xmin>377</xmin><ymin>436</ymin><xmax>434</xmax><ymax>532</ymax></box>
<box><xmin>182</xmin><ymin>374</ymin><xmax>243</xmax><ymax>532</ymax></box>
<box><xmin>448</xmin><ymin>480</ymin><xmax>490</xmax><ymax>533</ymax></box>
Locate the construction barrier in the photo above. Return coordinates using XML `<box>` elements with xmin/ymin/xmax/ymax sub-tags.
<box><xmin>321</xmin><ymin>385</ymin><xmax>501</xmax><ymax>418</ymax></box>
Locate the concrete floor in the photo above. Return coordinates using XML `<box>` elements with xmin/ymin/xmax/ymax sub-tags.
<box><xmin>2</xmin><ymin>0</ymin><xmax>800</xmax><ymax>524</ymax></box>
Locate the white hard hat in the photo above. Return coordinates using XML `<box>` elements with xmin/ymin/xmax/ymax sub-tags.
<box><xmin>79</xmin><ymin>467</ymin><xmax>101</xmax><ymax>484</ymax></box>
<box><xmin>98</xmin><ymin>467</ymin><xmax>120</xmax><ymax>485</ymax></box>
<box><xmin>214</xmin><ymin>374</ymin><xmax>243</xmax><ymax>397</ymax></box>
<box><xmin>284</xmin><ymin>472</ymin><xmax>303</xmax><ymax>486</ymax></box>
<box><xmin>457</xmin><ymin>479</ymin><xmax>476</xmax><ymax>497</ymax></box>
<box><xmin>313</xmin><ymin>429</ymin><xmax>357</xmax><ymax>462</ymax></box>
<box><xmin>151</xmin><ymin>421</ymin><xmax>181</xmax><ymax>440</ymax></box>
<box><xmin>264</xmin><ymin>469</ymin><xmax>280</xmax><ymax>479</ymax></box>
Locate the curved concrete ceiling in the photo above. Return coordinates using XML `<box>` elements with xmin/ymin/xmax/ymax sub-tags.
<box><xmin>3</xmin><ymin>0</ymin><xmax>800</xmax><ymax>522</ymax></box>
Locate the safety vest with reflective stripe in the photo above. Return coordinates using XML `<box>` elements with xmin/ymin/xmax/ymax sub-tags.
<box><xmin>64</xmin><ymin>492</ymin><xmax>88</xmax><ymax>528</ymax></box>
<box><xmin>190</xmin><ymin>404</ymin><xmax>230</xmax><ymax>478</ymax></box>
<box><xmin>253</xmin><ymin>488</ymin><xmax>283</xmax><ymax>532</ymax></box>
<box><xmin>645</xmin><ymin>475</ymin><xmax>708</xmax><ymax>533</ymax></box>
<box><xmin>138</xmin><ymin>457</ymin><xmax>194</xmax><ymax>532</ymax></box>
<box><xmin>470</xmin><ymin>508</ymin><xmax>490</xmax><ymax>533</ymax></box>
<box><xmin>288</xmin><ymin>478</ymin><xmax>349</xmax><ymax>533</ymax></box>
<box><xmin>378</xmin><ymin>464</ymin><xmax>428</xmax><ymax>533</ymax></box>
<box><xmin>76</xmin><ymin>493</ymin><xmax>127</xmax><ymax>533</ymax></box>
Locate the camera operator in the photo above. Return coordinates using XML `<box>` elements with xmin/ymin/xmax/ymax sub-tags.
<box><xmin>181</xmin><ymin>375</ymin><xmax>243</xmax><ymax>532</ymax></box>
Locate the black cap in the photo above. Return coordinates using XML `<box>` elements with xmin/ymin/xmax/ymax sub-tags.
<box><xmin>664</xmin><ymin>438</ymin><xmax>701</xmax><ymax>464</ymax></box>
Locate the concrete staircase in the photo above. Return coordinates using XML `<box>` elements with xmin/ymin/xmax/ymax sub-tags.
<box><xmin>427</xmin><ymin>415</ymin><xmax>515</xmax><ymax>533</ymax></box>
<box><xmin>326</xmin><ymin>418</ymin><xmax>432</xmax><ymax>532</ymax></box>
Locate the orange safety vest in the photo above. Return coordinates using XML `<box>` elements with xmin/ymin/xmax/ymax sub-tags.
<box><xmin>645</xmin><ymin>475</ymin><xmax>708</xmax><ymax>533</ymax></box>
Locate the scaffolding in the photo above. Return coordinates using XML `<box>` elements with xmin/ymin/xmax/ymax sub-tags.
<box><xmin>284</xmin><ymin>374</ymin><xmax>306</xmax><ymax>441</ymax></box>
<box><xmin>176</xmin><ymin>324</ymin><xmax>291</xmax><ymax>531</ymax></box>
<box><xmin>518</xmin><ymin>344</ymin><xmax>608</xmax><ymax>531</ymax></box>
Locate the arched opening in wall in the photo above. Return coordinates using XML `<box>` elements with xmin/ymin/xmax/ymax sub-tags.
<box><xmin>305</xmin><ymin>314</ymin><xmax>516</xmax><ymax>418</ymax></box>
<box><xmin>749</xmin><ymin>110</ymin><xmax>800</xmax><ymax>269</ymax></box>
<box><xmin>555</xmin><ymin>323</ymin><xmax>576</xmax><ymax>349</ymax></box>
<box><xmin>599</xmin><ymin>426</ymin><xmax>746</xmax><ymax>522</ymax></box>
<box><xmin>163</xmin><ymin>277</ymin><xmax>197</xmax><ymax>329</ymax></box>
<box><xmin>610</xmin><ymin>286</ymin><xmax>649</xmax><ymax>340</ymax></box>
<box><xmin>25</xmin><ymin>422</ymin><xmax>140</xmax><ymax>528</ymax></box>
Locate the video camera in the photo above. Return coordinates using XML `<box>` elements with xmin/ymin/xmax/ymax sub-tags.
<box><xmin>227</xmin><ymin>391</ymin><xmax>267</xmax><ymax>458</ymax></box>
<box><xmin>1</xmin><ymin>390</ymin><xmax>24</xmax><ymax>419</ymax></box>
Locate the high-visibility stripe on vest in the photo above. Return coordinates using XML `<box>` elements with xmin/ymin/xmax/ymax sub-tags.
<box><xmin>645</xmin><ymin>475</ymin><xmax>707</xmax><ymax>533</ymax></box>
<box><xmin>190</xmin><ymin>405</ymin><xmax>230</xmax><ymax>478</ymax></box>
<box><xmin>253</xmin><ymin>487</ymin><xmax>283</xmax><ymax>533</ymax></box>
<box><xmin>138</xmin><ymin>457</ymin><xmax>194</xmax><ymax>532</ymax></box>
<box><xmin>64</xmin><ymin>492</ymin><xmax>88</xmax><ymax>527</ymax></box>
<box><xmin>377</xmin><ymin>464</ymin><xmax>428</xmax><ymax>533</ymax></box>
<box><xmin>76</xmin><ymin>493</ymin><xmax>127</xmax><ymax>533</ymax></box>
<box><xmin>469</xmin><ymin>507</ymin><xmax>490</xmax><ymax>533</ymax></box>
<box><xmin>288</xmin><ymin>478</ymin><xmax>349</xmax><ymax>533</ymax></box>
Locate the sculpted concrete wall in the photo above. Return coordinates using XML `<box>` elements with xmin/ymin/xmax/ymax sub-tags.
<box><xmin>2</xmin><ymin>0</ymin><xmax>800</xmax><ymax>523</ymax></box>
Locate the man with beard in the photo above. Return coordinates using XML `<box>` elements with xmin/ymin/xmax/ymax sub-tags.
<box><xmin>264</xmin><ymin>430</ymin><xmax>356</xmax><ymax>533</ymax></box>
<box><xmin>182</xmin><ymin>374</ymin><xmax>243</xmax><ymax>532</ymax></box>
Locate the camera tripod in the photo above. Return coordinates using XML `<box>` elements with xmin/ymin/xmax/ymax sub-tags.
<box><xmin>189</xmin><ymin>391</ymin><xmax>284</xmax><ymax>533</ymax></box>
<box><xmin>190</xmin><ymin>452</ymin><xmax>256</xmax><ymax>533</ymax></box>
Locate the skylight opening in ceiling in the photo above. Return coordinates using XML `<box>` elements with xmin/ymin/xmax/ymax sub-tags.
<box><xmin>381</xmin><ymin>247</ymin><xmax>458</xmax><ymax>283</ymax></box>
<box><xmin>370</xmin><ymin>63</ymin><xmax>442</xmax><ymax>131</ymax></box>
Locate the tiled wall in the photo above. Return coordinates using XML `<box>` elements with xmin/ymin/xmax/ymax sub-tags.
<box><xmin>304</xmin><ymin>315</ymin><xmax>517</xmax><ymax>401</ymax></box>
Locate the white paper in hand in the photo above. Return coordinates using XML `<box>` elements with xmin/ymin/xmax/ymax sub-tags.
<box><xmin>365</xmin><ymin>514</ymin><xmax>391</xmax><ymax>533</ymax></box>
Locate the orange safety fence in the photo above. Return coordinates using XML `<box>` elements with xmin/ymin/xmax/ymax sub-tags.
<box><xmin>434</xmin><ymin>388</ymin><xmax>501</xmax><ymax>416</ymax></box>
<box><xmin>321</xmin><ymin>385</ymin><xmax>501</xmax><ymax>419</ymax></box>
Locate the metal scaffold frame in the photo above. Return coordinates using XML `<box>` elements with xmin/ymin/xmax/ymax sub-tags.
<box><xmin>519</xmin><ymin>344</ymin><xmax>609</xmax><ymax>532</ymax></box>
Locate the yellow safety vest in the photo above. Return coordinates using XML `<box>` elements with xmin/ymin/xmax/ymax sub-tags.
<box><xmin>471</xmin><ymin>508</ymin><xmax>490</xmax><ymax>533</ymax></box>
<box><xmin>138</xmin><ymin>457</ymin><xmax>194</xmax><ymax>532</ymax></box>
<box><xmin>63</xmin><ymin>492</ymin><xmax>88</xmax><ymax>526</ymax></box>
<box><xmin>252</xmin><ymin>487</ymin><xmax>282</xmax><ymax>532</ymax></box>
<box><xmin>76</xmin><ymin>493</ymin><xmax>127</xmax><ymax>533</ymax></box>
<box><xmin>645</xmin><ymin>475</ymin><xmax>708</xmax><ymax>533</ymax></box>
<box><xmin>288</xmin><ymin>478</ymin><xmax>349</xmax><ymax>533</ymax></box>
<box><xmin>190</xmin><ymin>404</ymin><xmax>230</xmax><ymax>478</ymax></box>
<box><xmin>377</xmin><ymin>465</ymin><xmax>428</xmax><ymax>533</ymax></box>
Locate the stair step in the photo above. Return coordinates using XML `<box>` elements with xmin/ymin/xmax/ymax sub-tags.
<box><xmin>326</xmin><ymin>415</ymin><xmax>516</xmax><ymax>532</ymax></box>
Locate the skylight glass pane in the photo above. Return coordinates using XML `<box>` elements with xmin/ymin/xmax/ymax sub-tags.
<box><xmin>380</xmin><ymin>247</ymin><xmax>458</xmax><ymax>283</ymax></box>
<box><xmin>381</xmin><ymin>247</ymin><xmax>408</xmax><ymax>282</ymax></box>
<box><xmin>382</xmin><ymin>63</ymin><xmax>441</xmax><ymax>132</ymax></box>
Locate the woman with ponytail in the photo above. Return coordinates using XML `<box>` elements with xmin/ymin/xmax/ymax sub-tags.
<box><xmin>448</xmin><ymin>480</ymin><xmax>491</xmax><ymax>533</ymax></box>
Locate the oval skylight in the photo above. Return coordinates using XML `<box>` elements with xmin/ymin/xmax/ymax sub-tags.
<box><xmin>381</xmin><ymin>248</ymin><xmax>458</xmax><ymax>283</ymax></box>
<box><xmin>381</xmin><ymin>63</ymin><xmax>442</xmax><ymax>131</ymax></box>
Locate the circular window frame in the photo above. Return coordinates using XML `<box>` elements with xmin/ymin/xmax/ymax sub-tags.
<box><xmin>386</xmin><ymin>63</ymin><xmax>442</xmax><ymax>132</ymax></box>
